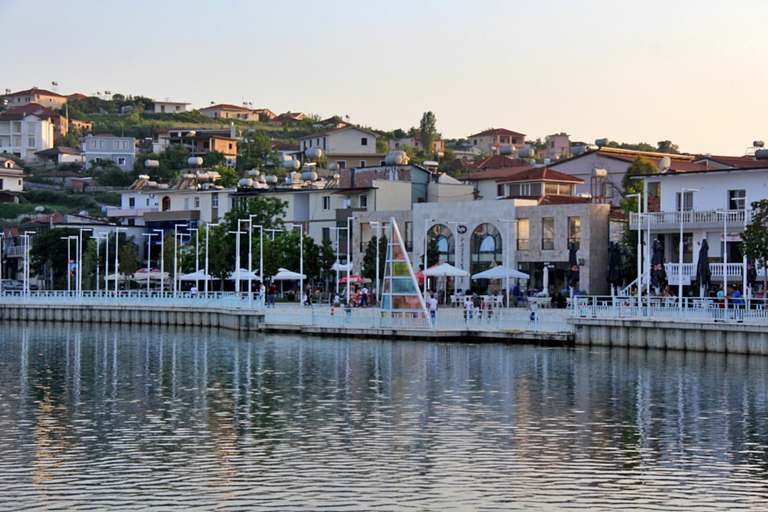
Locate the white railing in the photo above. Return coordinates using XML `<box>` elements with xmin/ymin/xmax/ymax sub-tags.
<box><xmin>629</xmin><ymin>209</ymin><xmax>750</xmax><ymax>229</ymax></box>
<box><xmin>574</xmin><ymin>296</ymin><xmax>768</xmax><ymax>324</ymax></box>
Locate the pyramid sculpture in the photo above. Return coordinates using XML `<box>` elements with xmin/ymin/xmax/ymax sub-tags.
<box><xmin>380</xmin><ymin>217</ymin><xmax>429</xmax><ymax>317</ymax></box>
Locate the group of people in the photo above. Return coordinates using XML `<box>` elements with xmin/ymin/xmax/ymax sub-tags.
<box><xmin>463</xmin><ymin>294</ymin><xmax>494</xmax><ymax>320</ymax></box>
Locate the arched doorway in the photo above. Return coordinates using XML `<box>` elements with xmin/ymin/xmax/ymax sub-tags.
<box><xmin>427</xmin><ymin>224</ymin><xmax>455</xmax><ymax>265</ymax></box>
<box><xmin>470</xmin><ymin>223</ymin><xmax>501</xmax><ymax>277</ymax></box>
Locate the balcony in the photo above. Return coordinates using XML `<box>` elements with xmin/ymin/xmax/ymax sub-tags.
<box><xmin>106</xmin><ymin>207</ymin><xmax>158</xmax><ymax>218</ymax></box>
<box><xmin>665</xmin><ymin>262</ymin><xmax>763</xmax><ymax>282</ymax></box>
<box><xmin>629</xmin><ymin>209</ymin><xmax>750</xmax><ymax>231</ymax></box>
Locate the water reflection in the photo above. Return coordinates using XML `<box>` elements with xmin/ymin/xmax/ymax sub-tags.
<box><xmin>0</xmin><ymin>322</ymin><xmax>766</xmax><ymax>510</ymax></box>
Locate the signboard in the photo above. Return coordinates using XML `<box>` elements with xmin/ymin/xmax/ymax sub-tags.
<box><xmin>720</xmin><ymin>232</ymin><xmax>743</xmax><ymax>243</ymax></box>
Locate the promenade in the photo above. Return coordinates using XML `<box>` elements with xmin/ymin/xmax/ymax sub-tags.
<box><xmin>3</xmin><ymin>291</ymin><xmax>768</xmax><ymax>353</ymax></box>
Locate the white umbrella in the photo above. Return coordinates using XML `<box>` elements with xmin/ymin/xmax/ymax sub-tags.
<box><xmin>226</xmin><ymin>268</ymin><xmax>261</xmax><ymax>281</ymax></box>
<box><xmin>179</xmin><ymin>269</ymin><xmax>215</xmax><ymax>281</ymax></box>
<box><xmin>271</xmin><ymin>268</ymin><xmax>306</xmax><ymax>280</ymax></box>
<box><xmin>471</xmin><ymin>265</ymin><xmax>530</xmax><ymax>280</ymax></box>
<box><xmin>332</xmin><ymin>261</ymin><xmax>352</xmax><ymax>272</ymax></box>
<box><xmin>424</xmin><ymin>263</ymin><xmax>469</xmax><ymax>304</ymax></box>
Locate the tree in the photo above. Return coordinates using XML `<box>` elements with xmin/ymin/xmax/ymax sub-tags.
<box><xmin>620</xmin><ymin>157</ymin><xmax>659</xmax><ymax>282</ymax></box>
<box><xmin>741</xmin><ymin>199</ymin><xmax>768</xmax><ymax>291</ymax></box>
<box><xmin>657</xmin><ymin>140</ymin><xmax>680</xmax><ymax>154</ymax></box>
<box><xmin>209</xmin><ymin>164</ymin><xmax>239</xmax><ymax>188</ymax></box>
<box><xmin>419</xmin><ymin>111</ymin><xmax>437</xmax><ymax>157</ymax></box>
<box><xmin>318</xmin><ymin>237</ymin><xmax>336</xmax><ymax>290</ymax></box>
<box><xmin>30</xmin><ymin>228</ymin><xmax>82</xmax><ymax>288</ymax></box>
<box><xmin>236</xmin><ymin>130</ymin><xmax>277</xmax><ymax>172</ymax></box>
<box><xmin>362</xmin><ymin>235</ymin><xmax>378</xmax><ymax>281</ymax></box>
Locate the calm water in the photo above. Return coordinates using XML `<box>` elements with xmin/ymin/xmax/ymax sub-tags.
<box><xmin>1</xmin><ymin>323</ymin><xmax>768</xmax><ymax>511</ymax></box>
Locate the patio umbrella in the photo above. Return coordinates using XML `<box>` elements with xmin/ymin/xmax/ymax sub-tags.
<box><xmin>180</xmin><ymin>269</ymin><xmax>216</xmax><ymax>281</ymax></box>
<box><xmin>338</xmin><ymin>275</ymin><xmax>370</xmax><ymax>284</ymax></box>
<box><xmin>651</xmin><ymin>239</ymin><xmax>667</xmax><ymax>292</ymax></box>
<box><xmin>746</xmin><ymin>256</ymin><xmax>757</xmax><ymax>292</ymax></box>
<box><xmin>696</xmin><ymin>239</ymin><xmax>711</xmax><ymax>297</ymax></box>
<box><xmin>605</xmin><ymin>242</ymin><xmax>624</xmax><ymax>295</ymax></box>
<box><xmin>471</xmin><ymin>265</ymin><xmax>530</xmax><ymax>281</ymax></box>
<box><xmin>226</xmin><ymin>268</ymin><xmax>260</xmax><ymax>281</ymax></box>
<box><xmin>271</xmin><ymin>268</ymin><xmax>306</xmax><ymax>280</ymax></box>
<box><xmin>566</xmin><ymin>241</ymin><xmax>579</xmax><ymax>289</ymax></box>
<box><xmin>423</xmin><ymin>262</ymin><xmax>470</xmax><ymax>304</ymax></box>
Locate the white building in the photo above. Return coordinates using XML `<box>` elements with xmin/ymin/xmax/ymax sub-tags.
<box><xmin>0</xmin><ymin>108</ymin><xmax>55</xmax><ymax>161</ymax></box>
<box><xmin>299</xmin><ymin>126</ymin><xmax>384</xmax><ymax>169</ymax></box>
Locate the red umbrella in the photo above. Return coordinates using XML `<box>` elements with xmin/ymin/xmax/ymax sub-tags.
<box><xmin>338</xmin><ymin>275</ymin><xmax>370</xmax><ymax>284</ymax></box>
<box><xmin>415</xmin><ymin>264</ymin><xmax>440</xmax><ymax>284</ymax></box>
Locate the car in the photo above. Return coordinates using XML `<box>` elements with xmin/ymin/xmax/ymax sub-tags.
<box><xmin>18</xmin><ymin>280</ymin><xmax>38</xmax><ymax>291</ymax></box>
<box><xmin>1</xmin><ymin>279</ymin><xmax>24</xmax><ymax>291</ymax></box>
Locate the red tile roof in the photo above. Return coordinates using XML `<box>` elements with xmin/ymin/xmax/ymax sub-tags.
<box><xmin>691</xmin><ymin>154</ymin><xmax>768</xmax><ymax>169</ymax></box>
<box><xmin>470</xmin><ymin>155</ymin><xmax>528</xmax><ymax>169</ymax></box>
<box><xmin>496</xmin><ymin>167</ymin><xmax>584</xmax><ymax>184</ymax></box>
<box><xmin>1</xmin><ymin>103</ymin><xmax>61</xmax><ymax>119</ymax></box>
<box><xmin>200</xmin><ymin>103</ymin><xmax>252</xmax><ymax>112</ymax></box>
<box><xmin>456</xmin><ymin>165</ymin><xmax>534</xmax><ymax>182</ymax></box>
<box><xmin>7</xmin><ymin>87</ymin><xmax>65</xmax><ymax>98</ymax></box>
<box><xmin>468</xmin><ymin>128</ymin><xmax>526</xmax><ymax>138</ymax></box>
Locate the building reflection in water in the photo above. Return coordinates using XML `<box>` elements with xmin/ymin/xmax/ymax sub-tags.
<box><xmin>0</xmin><ymin>322</ymin><xmax>767</xmax><ymax>510</ymax></box>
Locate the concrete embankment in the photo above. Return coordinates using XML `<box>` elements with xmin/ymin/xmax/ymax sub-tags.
<box><xmin>0</xmin><ymin>302</ymin><xmax>572</xmax><ymax>345</ymax></box>
<box><xmin>571</xmin><ymin>317</ymin><xmax>768</xmax><ymax>355</ymax></box>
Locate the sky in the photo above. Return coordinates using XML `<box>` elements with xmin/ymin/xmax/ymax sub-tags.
<box><xmin>2</xmin><ymin>0</ymin><xmax>767</xmax><ymax>156</ymax></box>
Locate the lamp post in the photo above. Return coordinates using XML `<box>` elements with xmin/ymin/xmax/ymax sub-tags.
<box><xmin>346</xmin><ymin>216</ymin><xmax>357</xmax><ymax>302</ymax></box>
<box><xmin>627</xmin><ymin>193</ymin><xmax>641</xmax><ymax>296</ymax></box>
<box><xmin>60</xmin><ymin>235</ymin><xmax>77</xmax><ymax>294</ymax></box>
<box><xmin>114</xmin><ymin>227</ymin><xmax>127</xmax><ymax>296</ymax></box>
<box><xmin>330</xmin><ymin>226</ymin><xmax>347</xmax><ymax>296</ymax></box>
<box><xmin>204</xmin><ymin>223</ymin><xmax>219</xmax><ymax>298</ymax></box>
<box><xmin>141</xmin><ymin>232</ymin><xmax>157</xmax><ymax>295</ymax></box>
<box><xmin>94</xmin><ymin>232</ymin><xmax>108</xmax><ymax>294</ymax></box>
<box><xmin>369</xmin><ymin>221</ymin><xmax>388</xmax><ymax>306</ymax></box>
<box><xmin>679</xmin><ymin>188</ymin><xmax>698</xmax><ymax>307</ymax></box>
<box><xmin>77</xmin><ymin>228</ymin><xmax>92</xmax><ymax>296</ymax></box>
<box><xmin>719</xmin><ymin>209</ymin><xmax>728</xmax><ymax>301</ymax></box>
<box><xmin>423</xmin><ymin>219</ymin><xmax>435</xmax><ymax>299</ymax></box>
<box><xmin>22</xmin><ymin>231</ymin><xmax>34</xmax><ymax>295</ymax></box>
<box><xmin>189</xmin><ymin>227</ymin><xmax>199</xmax><ymax>289</ymax></box>
<box><xmin>230</xmin><ymin>219</ymin><xmax>248</xmax><ymax>295</ymax></box>
<box><xmin>153</xmin><ymin>229</ymin><xmax>165</xmax><ymax>295</ymax></box>
<box><xmin>173</xmin><ymin>223</ymin><xmax>187</xmax><ymax>297</ymax></box>
<box><xmin>498</xmin><ymin>218</ymin><xmax>518</xmax><ymax>308</ymax></box>
<box><xmin>291</xmin><ymin>223</ymin><xmax>304</xmax><ymax>304</ymax></box>
<box><xmin>248</xmin><ymin>215</ymin><xmax>264</xmax><ymax>308</ymax></box>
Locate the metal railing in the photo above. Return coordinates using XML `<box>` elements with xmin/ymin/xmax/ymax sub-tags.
<box><xmin>629</xmin><ymin>209</ymin><xmax>750</xmax><ymax>230</ymax></box>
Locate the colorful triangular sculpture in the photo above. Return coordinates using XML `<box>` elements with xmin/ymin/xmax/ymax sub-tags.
<box><xmin>381</xmin><ymin>217</ymin><xmax>429</xmax><ymax>317</ymax></box>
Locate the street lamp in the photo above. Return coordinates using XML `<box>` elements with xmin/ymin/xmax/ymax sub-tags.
<box><xmin>291</xmin><ymin>223</ymin><xmax>304</xmax><ymax>304</ymax></box>
<box><xmin>369</xmin><ymin>221</ymin><xmax>388</xmax><ymax>306</ymax></box>
<box><xmin>204</xmin><ymin>222</ymin><xmax>219</xmax><ymax>298</ymax></box>
<box><xmin>346</xmin><ymin>216</ymin><xmax>357</xmax><ymax>302</ymax></box>
<box><xmin>498</xmin><ymin>218</ymin><xmax>518</xmax><ymax>308</ymax></box>
<box><xmin>77</xmin><ymin>228</ymin><xmax>93</xmax><ymax>295</ymax></box>
<box><xmin>230</xmin><ymin>219</ymin><xmax>248</xmax><ymax>295</ymax></box>
<box><xmin>22</xmin><ymin>231</ymin><xmax>34</xmax><ymax>295</ymax></box>
<box><xmin>679</xmin><ymin>188</ymin><xmax>698</xmax><ymax>307</ymax></box>
<box><xmin>173</xmin><ymin>223</ymin><xmax>187</xmax><ymax>297</ymax></box>
<box><xmin>60</xmin><ymin>235</ymin><xmax>77</xmax><ymax>294</ymax></box>
<box><xmin>94</xmin><ymin>232</ymin><xmax>108</xmax><ymax>293</ymax></box>
<box><xmin>626</xmin><ymin>193</ymin><xmax>641</xmax><ymax>296</ymax></box>
<box><xmin>114</xmin><ymin>227</ymin><xmax>127</xmax><ymax>296</ymax></box>
<box><xmin>330</xmin><ymin>226</ymin><xmax>347</xmax><ymax>296</ymax></box>
<box><xmin>152</xmin><ymin>228</ymin><xmax>165</xmax><ymax>295</ymax></box>
<box><xmin>248</xmin><ymin>215</ymin><xmax>264</xmax><ymax>307</ymax></box>
<box><xmin>141</xmin><ymin>232</ymin><xmax>157</xmax><ymax>295</ymax></box>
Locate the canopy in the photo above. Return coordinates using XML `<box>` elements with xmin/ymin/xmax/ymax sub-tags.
<box><xmin>226</xmin><ymin>268</ymin><xmax>261</xmax><ymax>281</ymax></box>
<box><xmin>423</xmin><ymin>262</ymin><xmax>469</xmax><ymax>278</ymax></box>
<box><xmin>133</xmin><ymin>269</ymin><xmax>168</xmax><ymax>280</ymax></box>
<box><xmin>566</xmin><ymin>242</ymin><xmax>579</xmax><ymax>288</ymax></box>
<box><xmin>696</xmin><ymin>239</ymin><xmax>711</xmax><ymax>294</ymax></box>
<box><xmin>105</xmin><ymin>273</ymin><xmax>129</xmax><ymax>282</ymax></box>
<box><xmin>338</xmin><ymin>275</ymin><xmax>370</xmax><ymax>284</ymax></box>
<box><xmin>332</xmin><ymin>261</ymin><xmax>352</xmax><ymax>272</ymax></box>
<box><xmin>180</xmin><ymin>269</ymin><xmax>216</xmax><ymax>281</ymax></box>
<box><xmin>471</xmin><ymin>265</ymin><xmax>529</xmax><ymax>280</ymax></box>
<box><xmin>651</xmin><ymin>239</ymin><xmax>666</xmax><ymax>291</ymax></box>
<box><xmin>271</xmin><ymin>267</ymin><xmax>306</xmax><ymax>280</ymax></box>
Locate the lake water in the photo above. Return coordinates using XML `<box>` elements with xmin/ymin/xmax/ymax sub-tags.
<box><xmin>1</xmin><ymin>322</ymin><xmax>767</xmax><ymax>511</ymax></box>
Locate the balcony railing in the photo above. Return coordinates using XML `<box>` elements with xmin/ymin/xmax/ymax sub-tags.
<box><xmin>629</xmin><ymin>209</ymin><xmax>750</xmax><ymax>230</ymax></box>
<box><xmin>105</xmin><ymin>207</ymin><xmax>158</xmax><ymax>218</ymax></box>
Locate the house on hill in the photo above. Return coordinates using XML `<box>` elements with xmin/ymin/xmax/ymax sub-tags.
<box><xmin>3</xmin><ymin>87</ymin><xmax>68</xmax><ymax>110</ymax></box>
<box><xmin>0</xmin><ymin>105</ymin><xmax>56</xmax><ymax>161</ymax></box>
<box><xmin>468</xmin><ymin>128</ymin><xmax>526</xmax><ymax>155</ymax></box>
<box><xmin>299</xmin><ymin>126</ymin><xmax>384</xmax><ymax>169</ymax></box>
<box><xmin>199</xmin><ymin>103</ymin><xmax>259</xmax><ymax>121</ymax></box>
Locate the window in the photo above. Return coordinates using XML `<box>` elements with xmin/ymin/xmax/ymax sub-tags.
<box><xmin>184</xmin><ymin>198</ymin><xmax>190</xmax><ymax>210</ymax></box>
<box><xmin>99</xmin><ymin>140</ymin><xmax>106</xmax><ymax>149</ymax></box>
<box><xmin>427</xmin><ymin>224</ymin><xmax>456</xmax><ymax>264</ymax></box>
<box><xmin>542</xmin><ymin>217</ymin><xmax>554</xmax><ymax>250</ymax></box>
<box><xmin>90</xmin><ymin>140</ymin><xmax>97</xmax><ymax>149</ymax></box>
<box><xmin>470</xmin><ymin>223</ymin><xmax>502</xmax><ymax>276</ymax></box>
<box><xmin>336</xmin><ymin>160</ymin><xmax>346</xmax><ymax>169</ymax></box>
<box><xmin>27</xmin><ymin>136</ymin><xmax>35</xmax><ymax>147</ymax></box>
<box><xmin>0</xmin><ymin>179</ymin><xmax>4</xmax><ymax>190</ymax></box>
<box><xmin>118</xmin><ymin>157</ymin><xmax>126</xmax><ymax>166</ymax></box>
<box><xmin>212</xmin><ymin>194</ymin><xmax>219</xmax><ymax>208</ymax></box>
<box><xmin>114</xmin><ymin>140</ymin><xmax>120</xmax><ymax>149</ymax></box>
<box><xmin>129</xmin><ymin>197</ymin><xmax>135</xmax><ymax>208</ymax></box>
<box><xmin>405</xmin><ymin>221</ymin><xmax>413</xmax><ymax>252</ymax></box>
<box><xmin>497</xmin><ymin>184</ymin><xmax>505</xmax><ymax>197</ymax></box>
<box><xmin>162</xmin><ymin>196</ymin><xmax>171</xmax><ymax>211</ymax></box>
<box><xmin>361</xmin><ymin>137</ymin><xmax>368</xmax><ymax>146</ymax></box>
<box><xmin>360</xmin><ymin>195</ymin><xmax>368</xmax><ymax>208</ymax></box>
<box><xmin>359</xmin><ymin>160</ymin><xmax>366</xmax><ymax>168</ymax></box>
<box><xmin>194</xmin><ymin>197</ymin><xmax>200</xmax><ymax>208</ymax></box>
<box><xmin>676</xmin><ymin>191</ymin><xmax>694</xmax><ymax>211</ymax></box>
<box><xmin>473</xmin><ymin>139</ymin><xmax>477</xmax><ymax>145</ymax></box>
<box><xmin>517</xmin><ymin>218</ymin><xmax>529</xmax><ymax>250</ymax></box>
<box><xmin>322</xmin><ymin>196</ymin><xmax>330</xmax><ymax>210</ymax></box>
<box><xmin>322</xmin><ymin>227</ymin><xmax>331</xmax><ymax>240</ymax></box>
<box><xmin>568</xmin><ymin>217</ymin><xmax>580</xmax><ymax>250</ymax></box>
<box><xmin>729</xmin><ymin>189</ymin><xmax>746</xmax><ymax>210</ymax></box>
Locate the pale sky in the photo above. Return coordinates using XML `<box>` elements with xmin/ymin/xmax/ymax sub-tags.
<box><xmin>3</xmin><ymin>0</ymin><xmax>766</xmax><ymax>155</ymax></box>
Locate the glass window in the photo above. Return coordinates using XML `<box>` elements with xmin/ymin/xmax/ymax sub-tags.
<box><xmin>322</xmin><ymin>196</ymin><xmax>330</xmax><ymax>210</ymax></box>
<box><xmin>361</xmin><ymin>137</ymin><xmax>368</xmax><ymax>146</ymax></box>
<box><xmin>427</xmin><ymin>224</ymin><xmax>456</xmax><ymax>265</ymax></box>
<box><xmin>470</xmin><ymin>223</ymin><xmax>502</xmax><ymax>276</ymax></box>
<box><xmin>568</xmin><ymin>217</ymin><xmax>580</xmax><ymax>250</ymax></box>
<box><xmin>517</xmin><ymin>218</ymin><xmax>529</xmax><ymax>250</ymax></box>
<box><xmin>676</xmin><ymin>191</ymin><xmax>694</xmax><ymax>211</ymax></box>
<box><xmin>729</xmin><ymin>189</ymin><xmax>746</xmax><ymax>210</ymax></box>
<box><xmin>129</xmin><ymin>197</ymin><xmax>135</xmax><ymax>208</ymax></box>
<box><xmin>194</xmin><ymin>197</ymin><xmax>200</xmax><ymax>208</ymax></box>
<box><xmin>542</xmin><ymin>217</ymin><xmax>554</xmax><ymax>250</ymax></box>
<box><xmin>212</xmin><ymin>194</ymin><xmax>219</xmax><ymax>208</ymax></box>
<box><xmin>360</xmin><ymin>195</ymin><xmax>367</xmax><ymax>208</ymax></box>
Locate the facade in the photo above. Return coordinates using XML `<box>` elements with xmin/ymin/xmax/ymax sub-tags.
<box><xmin>82</xmin><ymin>134</ymin><xmax>136</xmax><ymax>170</ymax></box>
<box><xmin>156</xmin><ymin>127</ymin><xmax>238</xmax><ymax>166</ymax></box>
<box><xmin>630</xmin><ymin>164</ymin><xmax>768</xmax><ymax>297</ymax></box>
<box><xmin>34</xmin><ymin>146</ymin><xmax>85</xmax><ymax>166</ymax></box>
<box><xmin>199</xmin><ymin>104</ymin><xmax>258</xmax><ymax>121</ymax></box>
<box><xmin>546</xmin><ymin>132</ymin><xmax>571</xmax><ymax>161</ymax></box>
<box><xmin>299</xmin><ymin>126</ymin><xmax>384</xmax><ymax>169</ymax></box>
<box><xmin>388</xmin><ymin>134</ymin><xmax>446</xmax><ymax>154</ymax></box>
<box><xmin>468</xmin><ymin>128</ymin><xmax>526</xmax><ymax>155</ymax></box>
<box><xmin>0</xmin><ymin>109</ymin><xmax>56</xmax><ymax>161</ymax></box>
<box><xmin>0</xmin><ymin>157</ymin><xmax>26</xmax><ymax>199</ymax></box>
<box><xmin>153</xmin><ymin>101</ymin><xmax>190</xmax><ymax>114</ymax></box>
<box><xmin>3</xmin><ymin>88</ymin><xmax>67</xmax><ymax>110</ymax></box>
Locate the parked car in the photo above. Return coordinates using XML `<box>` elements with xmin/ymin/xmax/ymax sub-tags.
<box><xmin>1</xmin><ymin>279</ymin><xmax>23</xmax><ymax>291</ymax></box>
<box><xmin>1</xmin><ymin>279</ymin><xmax>38</xmax><ymax>291</ymax></box>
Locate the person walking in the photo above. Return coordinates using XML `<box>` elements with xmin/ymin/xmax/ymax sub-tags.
<box><xmin>360</xmin><ymin>285</ymin><xmax>369</xmax><ymax>308</ymax></box>
<box><xmin>429</xmin><ymin>293</ymin><xmax>438</xmax><ymax>326</ymax></box>
<box><xmin>267</xmin><ymin>282</ymin><xmax>277</xmax><ymax>308</ymax></box>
